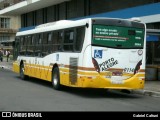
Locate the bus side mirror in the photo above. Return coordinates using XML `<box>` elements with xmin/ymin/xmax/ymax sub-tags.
<box><xmin>130</xmin><ymin>17</ymin><xmax>141</xmax><ymax>22</ymax></box>
<box><xmin>86</xmin><ymin>23</ymin><xmax>89</xmax><ymax>28</ymax></box>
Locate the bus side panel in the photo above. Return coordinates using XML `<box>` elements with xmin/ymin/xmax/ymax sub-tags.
<box><xmin>24</xmin><ymin>63</ymin><xmax>30</xmax><ymax>76</ymax></box>
<box><xmin>22</xmin><ymin>62</ymin><xmax>51</xmax><ymax>82</ymax></box>
<box><xmin>30</xmin><ymin>64</ymin><xmax>35</xmax><ymax>77</ymax></box>
<box><xmin>59</xmin><ymin>67</ymin><xmax>85</xmax><ymax>87</ymax></box>
<box><xmin>13</xmin><ymin>61</ymin><xmax>20</xmax><ymax>73</ymax></box>
<box><xmin>60</xmin><ymin>67</ymin><xmax>69</xmax><ymax>86</ymax></box>
<box><xmin>40</xmin><ymin>66</ymin><xmax>52</xmax><ymax>82</ymax></box>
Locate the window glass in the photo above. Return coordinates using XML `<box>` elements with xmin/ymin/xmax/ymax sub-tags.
<box><xmin>35</xmin><ymin>34</ymin><xmax>42</xmax><ymax>57</ymax></box>
<box><xmin>41</xmin><ymin>32</ymin><xmax>54</xmax><ymax>56</ymax></box>
<box><xmin>64</xmin><ymin>30</ymin><xmax>74</xmax><ymax>51</ymax></box>
<box><xmin>19</xmin><ymin>37</ymin><xmax>26</xmax><ymax>55</ymax></box>
<box><xmin>52</xmin><ymin>31</ymin><xmax>63</xmax><ymax>51</ymax></box>
<box><xmin>48</xmin><ymin>33</ymin><xmax>52</xmax><ymax>42</ymax></box>
<box><xmin>75</xmin><ymin>27</ymin><xmax>85</xmax><ymax>51</ymax></box>
<box><xmin>26</xmin><ymin>35</ymin><xmax>34</xmax><ymax>56</ymax></box>
<box><xmin>0</xmin><ymin>18</ymin><xmax>10</xmax><ymax>28</ymax></box>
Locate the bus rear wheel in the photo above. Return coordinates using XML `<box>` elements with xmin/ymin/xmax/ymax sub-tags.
<box><xmin>52</xmin><ymin>67</ymin><xmax>61</xmax><ymax>90</ymax></box>
<box><xmin>20</xmin><ymin>63</ymin><xmax>26</xmax><ymax>80</ymax></box>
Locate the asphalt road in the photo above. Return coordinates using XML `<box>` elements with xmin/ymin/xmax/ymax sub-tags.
<box><xmin>0</xmin><ymin>69</ymin><xmax>160</xmax><ymax>111</ymax></box>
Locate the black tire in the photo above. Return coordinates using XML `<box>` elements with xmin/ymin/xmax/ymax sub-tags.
<box><xmin>52</xmin><ymin>67</ymin><xmax>61</xmax><ymax>90</ymax></box>
<box><xmin>20</xmin><ymin>63</ymin><xmax>26</xmax><ymax>80</ymax></box>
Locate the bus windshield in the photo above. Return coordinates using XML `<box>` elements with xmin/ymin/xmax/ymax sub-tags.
<box><xmin>92</xmin><ymin>25</ymin><xmax>145</xmax><ymax>49</ymax></box>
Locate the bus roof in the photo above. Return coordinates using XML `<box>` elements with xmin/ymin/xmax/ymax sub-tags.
<box><xmin>16</xmin><ymin>17</ymin><xmax>144</xmax><ymax>36</ymax></box>
<box><xmin>16</xmin><ymin>18</ymin><xmax>91</xmax><ymax>36</ymax></box>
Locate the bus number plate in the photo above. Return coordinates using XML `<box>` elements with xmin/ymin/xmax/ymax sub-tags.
<box><xmin>111</xmin><ymin>80</ymin><xmax>123</xmax><ymax>84</ymax></box>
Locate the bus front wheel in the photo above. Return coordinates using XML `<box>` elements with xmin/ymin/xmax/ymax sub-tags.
<box><xmin>20</xmin><ymin>63</ymin><xmax>26</xmax><ymax>80</ymax></box>
<box><xmin>52</xmin><ymin>67</ymin><xmax>61</xmax><ymax>90</ymax></box>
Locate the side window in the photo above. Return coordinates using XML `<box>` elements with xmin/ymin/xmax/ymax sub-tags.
<box><xmin>58</xmin><ymin>31</ymin><xmax>63</xmax><ymax>51</ymax></box>
<box><xmin>47</xmin><ymin>32</ymin><xmax>53</xmax><ymax>54</ymax></box>
<box><xmin>42</xmin><ymin>32</ymin><xmax>53</xmax><ymax>57</ymax></box>
<box><xmin>24</xmin><ymin>36</ymin><xmax>28</xmax><ymax>56</ymax></box>
<box><xmin>14</xmin><ymin>37</ymin><xmax>20</xmax><ymax>59</ymax></box>
<box><xmin>64</xmin><ymin>29</ymin><xmax>74</xmax><ymax>51</ymax></box>
<box><xmin>31</xmin><ymin>35</ymin><xmax>35</xmax><ymax>45</ymax></box>
<box><xmin>48</xmin><ymin>33</ymin><xmax>52</xmax><ymax>44</ymax></box>
<box><xmin>26</xmin><ymin>35</ymin><xmax>34</xmax><ymax>56</ymax></box>
<box><xmin>75</xmin><ymin>27</ymin><xmax>85</xmax><ymax>51</ymax></box>
<box><xmin>31</xmin><ymin>35</ymin><xmax>35</xmax><ymax>56</ymax></box>
<box><xmin>52</xmin><ymin>31</ymin><xmax>63</xmax><ymax>52</ymax></box>
<box><xmin>35</xmin><ymin>34</ymin><xmax>42</xmax><ymax>57</ymax></box>
<box><xmin>43</xmin><ymin>32</ymin><xmax>48</xmax><ymax>44</ymax></box>
<box><xmin>38</xmin><ymin>34</ymin><xmax>42</xmax><ymax>44</ymax></box>
<box><xmin>19</xmin><ymin>36</ymin><xmax>26</xmax><ymax>55</ymax></box>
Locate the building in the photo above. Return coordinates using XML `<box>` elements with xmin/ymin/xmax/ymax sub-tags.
<box><xmin>0</xmin><ymin>0</ymin><xmax>160</xmax><ymax>65</ymax></box>
<box><xmin>0</xmin><ymin>0</ymin><xmax>20</xmax><ymax>54</ymax></box>
<box><xmin>0</xmin><ymin>15</ymin><xmax>20</xmax><ymax>53</ymax></box>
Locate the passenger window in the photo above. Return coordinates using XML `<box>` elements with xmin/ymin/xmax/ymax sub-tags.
<box><xmin>64</xmin><ymin>30</ymin><xmax>74</xmax><ymax>51</ymax></box>
<box><xmin>75</xmin><ymin>27</ymin><xmax>85</xmax><ymax>51</ymax></box>
<box><xmin>35</xmin><ymin>34</ymin><xmax>42</xmax><ymax>57</ymax></box>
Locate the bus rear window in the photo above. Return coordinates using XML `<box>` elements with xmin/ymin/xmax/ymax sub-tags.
<box><xmin>92</xmin><ymin>25</ymin><xmax>145</xmax><ymax>48</ymax></box>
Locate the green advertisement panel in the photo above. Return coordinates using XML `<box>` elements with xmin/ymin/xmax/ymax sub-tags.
<box><xmin>92</xmin><ymin>25</ymin><xmax>144</xmax><ymax>48</ymax></box>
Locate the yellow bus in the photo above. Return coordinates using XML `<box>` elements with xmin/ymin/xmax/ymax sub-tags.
<box><xmin>13</xmin><ymin>17</ymin><xmax>146</xmax><ymax>90</ymax></box>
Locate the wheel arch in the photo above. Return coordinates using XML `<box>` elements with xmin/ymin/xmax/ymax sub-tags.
<box><xmin>52</xmin><ymin>63</ymin><xmax>59</xmax><ymax>73</ymax></box>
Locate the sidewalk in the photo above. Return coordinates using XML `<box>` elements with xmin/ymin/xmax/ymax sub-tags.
<box><xmin>132</xmin><ymin>80</ymin><xmax>160</xmax><ymax>97</ymax></box>
<box><xmin>0</xmin><ymin>58</ymin><xmax>13</xmax><ymax>70</ymax></box>
<box><xmin>0</xmin><ymin>59</ymin><xmax>160</xmax><ymax>97</ymax></box>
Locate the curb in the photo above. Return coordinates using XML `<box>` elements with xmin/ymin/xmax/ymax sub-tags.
<box><xmin>132</xmin><ymin>90</ymin><xmax>160</xmax><ymax>97</ymax></box>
